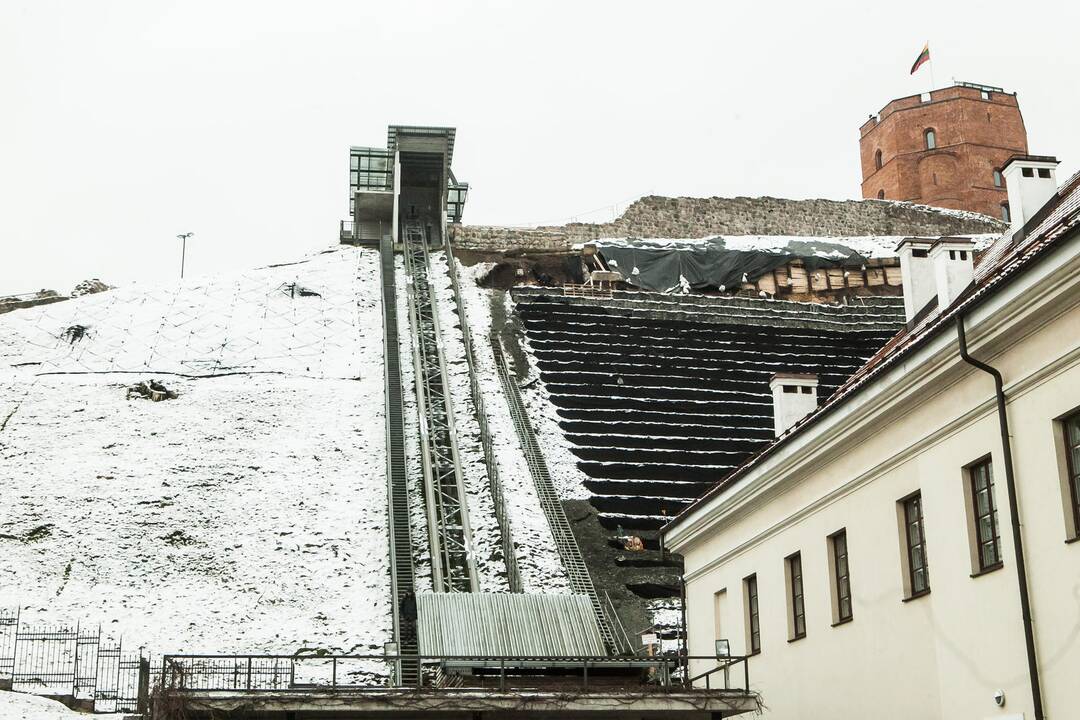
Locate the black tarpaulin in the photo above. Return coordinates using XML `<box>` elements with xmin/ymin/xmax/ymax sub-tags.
<box><xmin>594</xmin><ymin>237</ymin><xmax>870</xmax><ymax>292</ymax></box>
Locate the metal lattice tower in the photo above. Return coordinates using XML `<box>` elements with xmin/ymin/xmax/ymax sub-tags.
<box><xmin>402</xmin><ymin>221</ymin><xmax>479</xmax><ymax>594</ymax></box>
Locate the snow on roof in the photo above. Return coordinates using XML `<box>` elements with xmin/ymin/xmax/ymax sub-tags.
<box><xmin>587</xmin><ymin>234</ymin><xmax>1000</xmax><ymax>260</ymax></box>
<box><xmin>0</xmin><ymin>247</ymin><xmax>392</xmax><ymax>655</ymax></box>
<box><xmin>664</xmin><ymin>179</ymin><xmax>1080</xmax><ymax>535</ymax></box>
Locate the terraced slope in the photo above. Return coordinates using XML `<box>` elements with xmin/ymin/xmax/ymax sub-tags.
<box><xmin>515</xmin><ymin>289</ymin><xmax>905</xmax><ymax>531</ymax></box>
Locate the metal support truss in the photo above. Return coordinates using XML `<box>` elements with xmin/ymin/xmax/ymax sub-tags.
<box><xmin>402</xmin><ymin>220</ymin><xmax>479</xmax><ymax>593</ymax></box>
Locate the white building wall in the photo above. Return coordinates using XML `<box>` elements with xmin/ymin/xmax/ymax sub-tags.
<box><xmin>676</xmin><ymin>292</ymin><xmax>1080</xmax><ymax>719</ymax></box>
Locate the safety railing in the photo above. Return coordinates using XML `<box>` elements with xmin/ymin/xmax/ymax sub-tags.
<box><xmin>439</xmin><ymin>240</ymin><xmax>522</xmax><ymax>592</ymax></box>
<box><xmin>160</xmin><ymin>654</ymin><xmax>751</xmax><ymax>694</ymax></box>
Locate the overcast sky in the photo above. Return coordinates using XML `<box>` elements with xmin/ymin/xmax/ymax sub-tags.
<box><xmin>3</xmin><ymin>0</ymin><xmax>1078</xmax><ymax>293</ymax></box>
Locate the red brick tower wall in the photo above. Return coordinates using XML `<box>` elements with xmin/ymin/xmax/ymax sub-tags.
<box><xmin>859</xmin><ymin>85</ymin><xmax>1028</xmax><ymax>219</ymax></box>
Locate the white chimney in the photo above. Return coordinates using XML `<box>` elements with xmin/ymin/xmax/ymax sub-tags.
<box><xmin>1002</xmin><ymin>155</ymin><xmax>1059</xmax><ymax>232</ymax></box>
<box><xmin>929</xmin><ymin>238</ymin><xmax>975</xmax><ymax>309</ymax></box>
<box><xmin>769</xmin><ymin>373</ymin><xmax>818</xmax><ymax>437</ymax></box>
<box><xmin>897</xmin><ymin>238</ymin><xmax>935</xmax><ymax>323</ymax></box>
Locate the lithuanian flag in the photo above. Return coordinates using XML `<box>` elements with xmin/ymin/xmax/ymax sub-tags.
<box><xmin>910</xmin><ymin>43</ymin><xmax>930</xmax><ymax>75</ymax></box>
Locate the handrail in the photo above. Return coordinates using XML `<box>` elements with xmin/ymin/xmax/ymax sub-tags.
<box><xmin>159</xmin><ymin>653</ymin><xmax>751</xmax><ymax>694</ymax></box>
<box><xmin>686</xmin><ymin>656</ymin><xmax>750</xmax><ymax>694</ymax></box>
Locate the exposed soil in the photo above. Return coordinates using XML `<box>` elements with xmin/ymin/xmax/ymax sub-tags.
<box><xmin>454</xmin><ymin>248</ymin><xmax>585</xmax><ymax>289</ymax></box>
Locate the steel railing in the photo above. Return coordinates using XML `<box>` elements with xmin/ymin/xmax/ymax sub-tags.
<box><xmin>159</xmin><ymin>654</ymin><xmax>751</xmax><ymax>694</ymax></box>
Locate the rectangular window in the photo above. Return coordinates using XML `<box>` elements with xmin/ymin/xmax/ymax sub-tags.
<box><xmin>743</xmin><ymin>575</ymin><xmax>760</xmax><ymax>654</ymax></box>
<box><xmin>1064</xmin><ymin>411</ymin><xmax>1080</xmax><ymax>537</ymax></box>
<box><xmin>904</xmin><ymin>494</ymin><xmax>930</xmax><ymax>595</ymax></box>
<box><xmin>829</xmin><ymin>530</ymin><xmax>853</xmax><ymax>623</ymax></box>
<box><xmin>786</xmin><ymin>553</ymin><xmax>806</xmax><ymax>640</ymax></box>
<box><xmin>712</xmin><ymin>589</ymin><xmax>726</xmax><ymax>642</ymax></box>
<box><xmin>969</xmin><ymin>459</ymin><xmax>1002</xmax><ymax>571</ymax></box>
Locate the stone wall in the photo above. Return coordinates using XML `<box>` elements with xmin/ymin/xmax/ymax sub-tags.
<box><xmin>451</xmin><ymin>195</ymin><xmax>1005</xmax><ymax>251</ymax></box>
<box><xmin>0</xmin><ymin>292</ymin><xmax>66</xmax><ymax>315</ymax></box>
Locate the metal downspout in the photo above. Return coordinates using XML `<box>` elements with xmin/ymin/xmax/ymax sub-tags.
<box><xmin>956</xmin><ymin>315</ymin><xmax>1044</xmax><ymax>720</ymax></box>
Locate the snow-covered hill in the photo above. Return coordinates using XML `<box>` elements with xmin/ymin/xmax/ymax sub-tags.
<box><xmin>0</xmin><ymin>247</ymin><xmax>391</xmax><ymax>654</ymax></box>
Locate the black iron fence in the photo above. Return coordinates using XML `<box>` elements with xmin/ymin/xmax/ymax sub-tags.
<box><xmin>0</xmin><ymin>614</ymin><xmax>147</xmax><ymax>713</ymax></box>
<box><xmin>160</xmin><ymin>654</ymin><xmax>751</xmax><ymax>695</ymax></box>
<box><xmin>0</xmin><ymin>609</ymin><xmax>17</xmax><ymax>677</ymax></box>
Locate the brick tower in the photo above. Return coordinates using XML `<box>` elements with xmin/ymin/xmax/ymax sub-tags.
<box><xmin>859</xmin><ymin>82</ymin><xmax>1028</xmax><ymax>220</ymax></box>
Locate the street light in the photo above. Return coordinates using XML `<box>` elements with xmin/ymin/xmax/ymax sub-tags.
<box><xmin>176</xmin><ymin>232</ymin><xmax>194</xmax><ymax>279</ymax></box>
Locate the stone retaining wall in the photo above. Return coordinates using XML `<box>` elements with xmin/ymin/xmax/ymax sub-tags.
<box><xmin>452</xmin><ymin>195</ymin><xmax>1005</xmax><ymax>251</ymax></box>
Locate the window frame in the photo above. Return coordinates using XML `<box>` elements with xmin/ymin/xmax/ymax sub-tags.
<box><xmin>712</xmin><ymin>588</ymin><xmax>727</xmax><ymax>644</ymax></box>
<box><xmin>924</xmin><ymin>128</ymin><xmax>937</xmax><ymax>150</ymax></box>
<box><xmin>1059</xmin><ymin>408</ymin><xmax>1080</xmax><ymax>541</ymax></box>
<box><xmin>828</xmin><ymin>529</ymin><xmax>853</xmax><ymax>625</ymax></box>
<box><xmin>874</xmin><ymin>149</ymin><xmax>883</xmax><ymax>170</ymax></box>
<box><xmin>785</xmin><ymin>552</ymin><xmax>806</xmax><ymax>641</ymax></box>
<box><xmin>993</xmin><ymin>169</ymin><xmax>1003</xmax><ymax>188</ymax></box>
<box><xmin>966</xmin><ymin>457</ymin><xmax>1003</xmax><ymax>574</ymax></box>
<box><xmin>743</xmin><ymin>574</ymin><xmax>760</xmax><ymax>655</ymax></box>
<box><xmin>1001</xmin><ymin>203</ymin><xmax>1011</xmax><ymax>223</ymax></box>
<box><xmin>899</xmin><ymin>491</ymin><xmax>930</xmax><ymax>599</ymax></box>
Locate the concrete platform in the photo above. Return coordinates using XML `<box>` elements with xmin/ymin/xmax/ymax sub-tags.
<box><xmin>172</xmin><ymin>687</ymin><xmax>760</xmax><ymax>718</ymax></box>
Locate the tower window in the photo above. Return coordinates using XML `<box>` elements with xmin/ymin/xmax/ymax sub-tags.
<box><xmin>924</xmin><ymin>129</ymin><xmax>936</xmax><ymax>150</ymax></box>
<box><xmin>877</xmin><ymin>190</ymin><xmax>885</xmax><ymax>200</ymax></box>
<box><xmin>981</xmin><ymin>89</ymin><xmax>991</xmax><ymax>100</ymax></box>
<box><xmin>1038</xmin><ymin>168</ymin><xmax>1051</xmax><ymax>179</ymax></box>
<box><xmin>1022</xmin><ymin>168</ymin><xmax>1034</xmax><ymax>178</ymax></box>
<box><xmin>1001</xmin><ymin>203</ymin><xmax>1011</xmax><ymax>223</ymax></box>
<box><xmin>993</xmin><ymin>169</ymin><xmax>1003</xmax><ymax>187</ymax></box>
<box><xmin>874</xmin><ymin>149</ymin><xmax>883</xmax><ymax>170</ymax></box>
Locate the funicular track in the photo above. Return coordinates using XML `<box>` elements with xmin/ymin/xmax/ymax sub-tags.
<box><xmin>490</xmin><ymin>338</ymin><xmax>620</xmax><ymax>653</ymax></box>
<box><xmin>402</xmin><ymin>221</ymin><xmax>479</xmax><ymax>594</ymax></box>
<box><xmin>378</xmin><ymin>235</ymin><xmax>419</xmax><ymax>685</ymax></box>
<box><xmin>441</xmin><ymin>236</ymin><xmax>523</xmax><ymax>593</ymax></box>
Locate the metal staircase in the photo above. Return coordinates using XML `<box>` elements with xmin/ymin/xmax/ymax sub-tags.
<box><xmin>401</xmin><ymin>221</ymin><xmax>479</xmax><ymax>594</ymax></box>
<box><xmin>378</xmin><ymin>235</ymin><xmax>419</xmax><ymax>685</ymax></box>
<box><xmin>490</xmin><ymin>337</ymin><xmax>619</xmax><ymax>652</ymax></box>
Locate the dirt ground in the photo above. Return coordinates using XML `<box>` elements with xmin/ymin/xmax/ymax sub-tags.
<box><xmin>453</xmin><ymin>248</ymin><xmax>585</xmax><ymax>289</ymax></box>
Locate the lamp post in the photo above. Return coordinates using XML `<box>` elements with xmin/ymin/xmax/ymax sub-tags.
<box><xmin>176</xmin><ymin>232</ymin><xmax>194</xmax><ymax>279</ymax></box>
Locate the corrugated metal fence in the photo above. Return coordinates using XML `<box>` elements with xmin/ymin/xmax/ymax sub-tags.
<box><xmin>417</xmin><ymin>593</ymin><xmax>606</xmax><ymax>657</ymax></box>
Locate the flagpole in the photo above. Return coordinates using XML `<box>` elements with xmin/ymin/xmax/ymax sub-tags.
<box><xmin>928</xmin><ymin>41</ymin><xmax>936</xmax><ymax>91</ymax></box>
